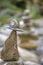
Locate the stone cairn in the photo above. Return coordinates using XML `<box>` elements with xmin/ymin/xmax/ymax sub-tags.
<box><xmin>1</xmin><ymin>20</ymin><xmax>24</xmax><ymax>65</ymax></box>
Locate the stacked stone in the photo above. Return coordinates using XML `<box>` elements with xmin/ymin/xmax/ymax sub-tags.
<box><xmin>1</xmin><ymin>30</ymin><xmax>24</xmax><ymax>65</ymax></box>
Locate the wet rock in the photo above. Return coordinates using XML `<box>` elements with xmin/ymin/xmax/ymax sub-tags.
<box><xmin>9</xmin><ymin>19</ymin><xmax>18</xmax><ymax>28</ymax></box>
<box><xmin>18</xmin><ymin>34</ymin><xmax>38</xmax><ymax>50</ymax></box>
<box><xmin>0</xmin><ymin>34</ymin><xmax>8</xmax><ymax>47</ymax></box>
<box><xmin>19</xmin><ymin>42</ymin><xmax>37</xmax><ymax>50</ymax></box>
<box><xmin>1</xmin><ymin>30</ymin><xmax>19</xmax><ymax>61</ymax></box>
<box><xmin>19</xmin><ymin>34</ymin><xmax>38</xmax><ymax>41</ymax></box>
<box><xmin>0</xmin><ymin>60</ymin><xmax>24</xmax><ymax>65</ymax></box>
<box><xmin>18</xmin><ymin>47</ymin><xmax>39</xmax><ymax>62</ymax></box>
<box><xmin>24</xmin><ymin>61</ymin><xmax>40</xmax><ymax>65</ymax></box>
<box><xmin>6</xmin><ymin>62</ymin><xmax>24</xmax><ymax>65</ymax></box>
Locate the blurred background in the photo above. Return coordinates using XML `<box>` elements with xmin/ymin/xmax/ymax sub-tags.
<box><xmin>0</xmin><ymin>0</ymin><xmax>43</xmax><ymax>25</ymax></box>
<box><xmin>0</xmin><ymin>0</ymin><xmax>43</xmax><ymax>65</ymax></box>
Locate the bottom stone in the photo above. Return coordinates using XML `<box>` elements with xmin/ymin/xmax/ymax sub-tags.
<box><xmin>0</xmin><ymin>61</ymin><xmax>40</xmax><ymax>65</ymax></box>
<box><xmin>0</xmin><ymin>61</ymin><xmax>24</xmax><ymax>65</ymax></box>
<box><xmin>6</xmin><ymin>62</ymin><xmax>24</xmax><ymax>65</ymax></box>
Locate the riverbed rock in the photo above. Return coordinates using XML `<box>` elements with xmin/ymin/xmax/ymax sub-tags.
<box><xmin>1</xmin><ymin>30</ymin><xmax>19</xmax><ymax>61</ymax></box>
<box><xmin>18</xmin><ymin>47</ymin><xmax>39</xmax><ymax>63</ymax></box>
<box><xmin>18</xmin><ymin>34</ymin><xmax>38</xmax><ymax>50</ymax></box>
<box><xmin>19</xmin><ymin>42</ymin><xmax>37</xmax><ymax>50</ymax></box>
<box><xmin>6</xmin><ymin>62</ymin><xmax>24</xmax><ymax>65</ymax></box>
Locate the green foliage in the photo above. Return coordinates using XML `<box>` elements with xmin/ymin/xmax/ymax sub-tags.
<box><xmin>0</xmin><ymin>0</ymin><xmax>42</xmax><ymax>25</ymax></box>
<box><xmin>30</xmin><ymin>6</ymin><xmax>41</xmax><ymax>19</ymax></box>
<box><xmin>0</xmin><ymin>2</ymin><xmax>22</xmax><ymax>11</ymax></box>
<box><xmin>0</xmin><ymin>1</ymin><xmax>22</xmax><ymax>24</ymax></box>
<box><xmin>0</xmin><ymin>15</ymin><xmax>11</xmax><ymax>24</ymax></box>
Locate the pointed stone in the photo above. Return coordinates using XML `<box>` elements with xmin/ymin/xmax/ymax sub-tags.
<box><xmin>1</xmin><ymin>30</ymin><xmax>19</xmax><ymax>61</ymax></box>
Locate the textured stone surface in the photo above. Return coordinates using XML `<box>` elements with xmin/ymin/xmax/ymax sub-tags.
<box><xmin>6</xmin><ymin>62</ymin><xmax>24</xmax><ymax>65</ymax></box>
<box><xmin>18</xmin><ymin>47</ymin><xmax>39</xmax><ymax>62</ymax></box>
<box><xmin>18</xmin><ymin>34</ymin><xmax>37</xmax><ymax>50</ymax></box>
<box><xmin>0</xmin><ymin>61</ymin><xmax>24</xmax><ymax>65</ymax></box>
<box><xmin>1</xmin><ymin>30</ymin><xmax>19</xmax><ymax>61</ymax></box>
<box><xmin>19</xmin><ymin>43</ymin><xmax>37</xmax><ymax>50</ymax></box>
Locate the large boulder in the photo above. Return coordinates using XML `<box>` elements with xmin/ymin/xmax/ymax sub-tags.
<box><xmin>1</xmin><ymin>30</ymin><xmax>19</xmax><ymax>61</ymax></box>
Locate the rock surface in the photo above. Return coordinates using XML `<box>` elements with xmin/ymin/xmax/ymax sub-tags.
<box><xmin>6</xmin><ymin>62</ymin><xmax>24</xmax><ymax>65</ymax></box>
<box><xmin>18</xmin><ymin>34</ymin><xmax>38</xmax><ymax>50</ymax></box>
<box><xmin>0</xmin><ymin>61</ymin><xmax>24</xmax><ymax>65</ymax></box>
<box><xmin>1</xmin><ymin>30</ymin><xmax>19</xmax><ymax>61</ymax></box>
<box><xmin>19</xmin><ymin>42</ymin><xmax>37</xmax><ymax>50</ymax></box>
<box><xmin>18</xmin><ymin>47</ymin><xmax>39</xmax><ymax>63</ymax></box>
